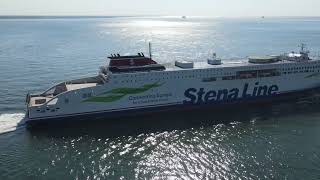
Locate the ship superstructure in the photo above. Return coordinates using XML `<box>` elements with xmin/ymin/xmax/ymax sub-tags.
<box><xmin>25</xmin><ymin>44</ymin><xmax>320</xmax><ymax>125</ymax></box>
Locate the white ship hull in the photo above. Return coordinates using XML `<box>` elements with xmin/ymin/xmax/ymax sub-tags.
<box><xmin>26</xmin><ymin>59</ymin><xmax>320</xmax><ymax>125</ymax></box>
<box><xmin>25</xmin><ymin>44</ymin><xmax>320</xmax><ymax>125</ymax></box>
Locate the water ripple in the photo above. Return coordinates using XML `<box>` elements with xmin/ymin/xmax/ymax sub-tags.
<box><xmin>1</xmin><ymin>17</ymin><xmax>320</xmax><ymax>179</ymax></box>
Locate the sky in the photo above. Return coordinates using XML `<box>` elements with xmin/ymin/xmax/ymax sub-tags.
<box><xmin>0</xmin><ymin>0</ymin><xmax>320</xmax><ymax>17</ymax></box>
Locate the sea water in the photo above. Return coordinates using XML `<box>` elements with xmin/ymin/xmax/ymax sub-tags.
<box><xmin>1</xmin><ymin>16</ymin><xmax>320</xmax><ymax>179</ymax></box>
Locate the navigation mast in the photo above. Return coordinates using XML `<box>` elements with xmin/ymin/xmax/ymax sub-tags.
<box><xmin>299</xmin><ymin>43</ymin><xmax>309</xmax><ymax>54</ymax></box>
<box><xmin>149</xmin><ymin>42</ymin><xmax>152</xmax><ymax>59</ymax></box>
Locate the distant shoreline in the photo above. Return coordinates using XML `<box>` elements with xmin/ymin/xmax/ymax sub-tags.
<box><xmin>0</xmin><ymin>15</ymin><xmax>135</xmax><ymax>19</ymax></box>
<box><xmin>0</xmin><ymin>15</ymin><xmax>320</xmax><ymax>19</ymax></box>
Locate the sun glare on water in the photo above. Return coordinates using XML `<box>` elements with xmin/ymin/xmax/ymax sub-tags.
<box><xmin>100</xmin><ymin>19</ymin><xmax>198</xmax><ymax>36</ymax></box>
<box><xmin>131</xmin><ymin>20</ymin><xmax>186</xmax><ymax>28</ymax></box>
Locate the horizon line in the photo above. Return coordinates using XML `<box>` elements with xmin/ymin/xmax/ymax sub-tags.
<box><xmin>1</xmin><ymin>15</ymin><xmax>320</xmax><ymax>19</ymax></box>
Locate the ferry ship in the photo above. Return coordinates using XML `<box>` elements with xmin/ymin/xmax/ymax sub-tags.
<box><xmin>25</xmin><ymin>44</ymin><xmax>320</xmax><ymax>125</ymax></box>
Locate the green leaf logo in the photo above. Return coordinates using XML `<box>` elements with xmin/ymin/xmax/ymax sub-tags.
<box><xmin>83</xmin><ymin>82</ymin><xmax>163</xmax><ymax>103</ymax></box>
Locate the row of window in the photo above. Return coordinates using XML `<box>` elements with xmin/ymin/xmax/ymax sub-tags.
<box><xmin>113</xmin><ymin>64</ymin><xmax>320</xmax><ymax>78</ymax></box>
<box><xmin>116</xmin><ymin>68</ymin><xmax>318</xmax><ymax>77</ymax></box>
<box><xmin>111</xmin><ymin>65</ymin><xmax>320</xmax><ymax>83</ymax></box>
<box><xmin>36</xmin><ymin>107</ymin><xmax>60</xmax><ymax>113</ymax></box>
<box><xmin>283</xmin><ymin>70</ymin><xmax>318</xmax><ymax>74</ymax></box>
<box><xmin>114</xmin><ymin>69</ymin><xmax>283</xmax><ymax>83</ymax></box>
<box><xmin>115</xmin><ymin>70</ymin><xmax>317</xmax><ymax>83</ymax></box>
<box><xmin>281</xmin><ymin>66</ymin><xmax>320</xmax><ymax>71</ymax></box>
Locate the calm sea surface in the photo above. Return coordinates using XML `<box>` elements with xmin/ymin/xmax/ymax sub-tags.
<box><xmin>1</xmin><ymin>16</ymin><xmax>320</xmax><ymax>179</ymax></box>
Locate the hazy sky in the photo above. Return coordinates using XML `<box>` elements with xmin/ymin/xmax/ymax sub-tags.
<box><xmin>1</xmin><ymin>0</ymin><xmax>320</xmax><ymax>17</ymax></box>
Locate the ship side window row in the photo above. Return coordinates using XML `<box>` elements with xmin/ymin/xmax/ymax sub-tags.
<box><xmin>115</xmin><ymin>70</ymin><xmax>280</xmax><ymax>83</ymax></box>
<box><xmin>281</xmin><ymin>65</ymin><xmax>320</xmax><ymax>71</ymax></box>
<box><xmin>116</xmin><ymin>70</ymin><xmax>221</xmax><ymax>83</ymax></box>
<box><xmin>220</xmin><ymin>69</ymin><xmax>280</xmax><ymax>81</ymax></box>
<box><xmin>114</xmin><ymin>65</ymin><xmax>320</xmax><ymax>83</ymax></box>
<box><xmin>282</xmin><ymin>65</ymin><xmax>320</xmax><ymax>74</ymax></box>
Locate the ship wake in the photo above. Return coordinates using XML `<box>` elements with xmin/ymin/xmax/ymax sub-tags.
<box><xmin>0</xmin><ymin>112</ymin><xmax>26</xmax><ymax>135</ymax></box>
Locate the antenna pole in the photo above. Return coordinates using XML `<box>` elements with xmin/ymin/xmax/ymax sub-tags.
<box><xmin>299</xmin><ymin>43</ymin><xmax>306</xmax><ymax>52</ymax></box>
<box><xmin>149</xmin><ymin>42</ymin><xmax>152</xmax><ymax>59</ymax></box>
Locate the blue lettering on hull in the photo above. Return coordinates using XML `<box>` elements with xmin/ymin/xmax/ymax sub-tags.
<box><xmin>183</xmin><ymin>82</ymin><xmax>279</xmax><ymax>104</ymax></box>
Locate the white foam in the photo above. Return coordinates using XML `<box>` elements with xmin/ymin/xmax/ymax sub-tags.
<box><xmin>0</xmin><ymin>112</ymin><xmax>26</xmax><ymax>134</ymax></box>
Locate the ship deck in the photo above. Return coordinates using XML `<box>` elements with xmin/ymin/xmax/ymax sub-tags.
<box><xmin>66</xmin><ymin>83</ymin><xmax>97</xmax><ymax>91</ymax></box>
<box><xmin>28</xmin><ymin>83</ymin><xmax>97</xmax><ymax>107</ymax></box>
<box><xmin>164</xmin><ymin>58</ymin><xmax>319</xmax><ymax>71</ymax></box>
<box><xmin>29</xmin><ymin>96</ymin><xmax>52</xmax><ymax>107</ymax></box>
